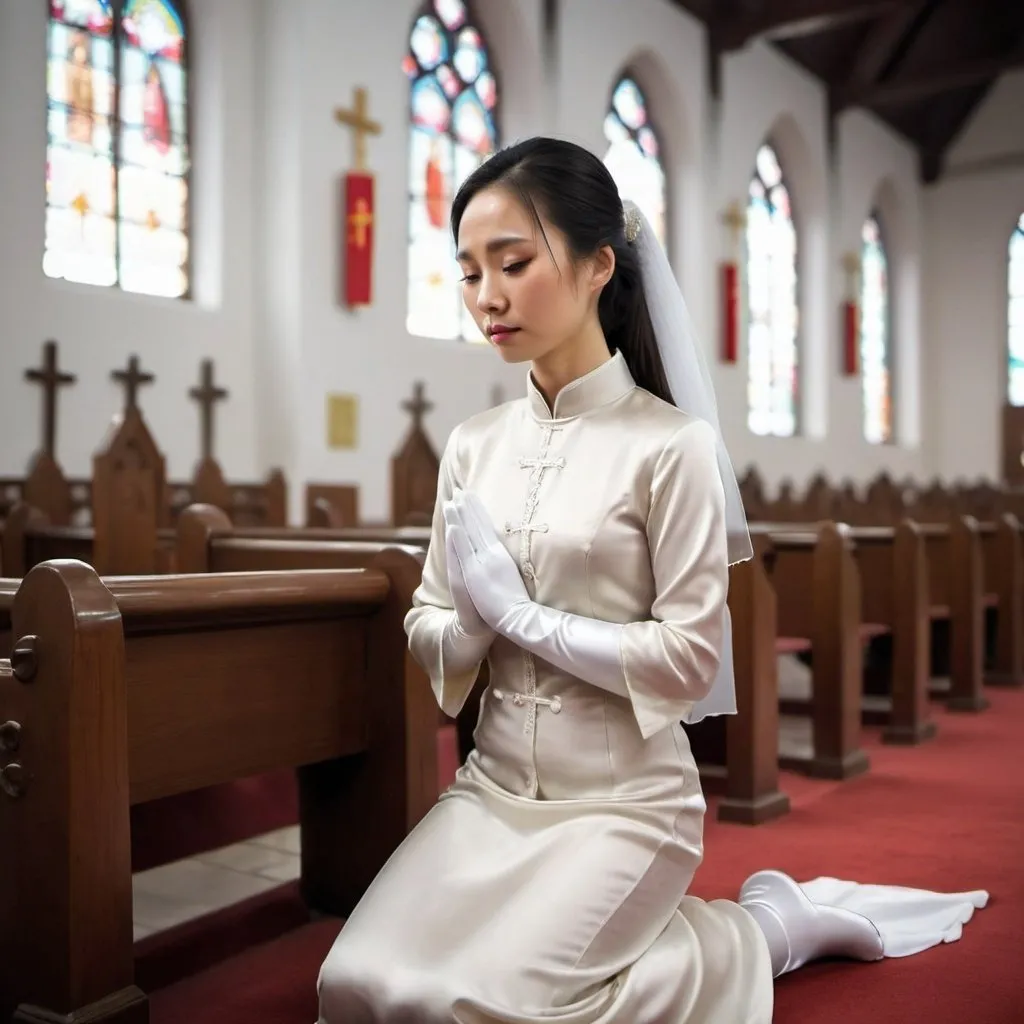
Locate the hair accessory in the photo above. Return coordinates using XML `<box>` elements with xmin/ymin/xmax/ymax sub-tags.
<box><xmin>623</xmin><ymin>202</ymin><xmax>642</xmax><ymax>244</ymax></box>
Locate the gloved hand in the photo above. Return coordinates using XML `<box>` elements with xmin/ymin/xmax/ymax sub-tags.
<box><xmin>446</xmin><ymin>490</ymin><xmax>630</xmax><ymax>700</ymax></box>
<box><xmin>436</xmin><ymin>500</ymin><xmax>496</xmax><ymax>675</ymax></box>
<box><xmin>444</xmin><ymin>490</ymin><xmax>531</xmax><ymax>632</ymax></box>
<box><xmin>443</xmin><ymin>510</ymin><xmax>495</xmax><ymax>643</ymax></box>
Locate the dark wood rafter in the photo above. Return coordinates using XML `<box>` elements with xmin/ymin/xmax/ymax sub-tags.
<box><xmin>671</xmin><ymin>0</ymin><xmax>1024</xmax><ymax>182</ymax></box>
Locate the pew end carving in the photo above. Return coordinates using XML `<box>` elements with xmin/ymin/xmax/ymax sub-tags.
<box><xmin>92</xmin><ymin>409</ymin><xmax>167</xmax><ymax>575</ymax></box>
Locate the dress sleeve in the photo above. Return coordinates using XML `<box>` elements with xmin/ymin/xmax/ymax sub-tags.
<box><xmin>619</xmin><ymin>418</ymin><xmax>730</xmax><ymax>739</ymax></box>
<box><xmin>403</xmin><ymin>423</ymin><xmax>487</xmax><ymax>718</ymax></box>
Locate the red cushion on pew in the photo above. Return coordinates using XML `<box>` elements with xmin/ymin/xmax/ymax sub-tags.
<box><xmin>859</xmin><ymin>622</ymin><xmax>890</xmax><ymax>640</ymax></box>
<box><xmin>775</xmin><ymin>636</ymin><xmax>812</xmax><ymax>654</ymax></box>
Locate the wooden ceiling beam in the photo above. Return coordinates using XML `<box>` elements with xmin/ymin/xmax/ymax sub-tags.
<box><xmin>837</xmin><ymin>48</ymin><xmax>1024</xmax><ymax>107</ymax></box>
<box><xmin>712</xmin><ymin>0</ymin><xmax>906</xmax><ymax>52</ymax></box>
<box><xmin>843</xmin><ymin>0</ymin><xmax>935</xmax><ymax>88</ymax></box>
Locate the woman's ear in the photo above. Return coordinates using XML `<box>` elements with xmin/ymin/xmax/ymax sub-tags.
<box><xmin>589</xmin><ymin>244</ymin><xmax>616</xmax><ymax>294</ymax></box>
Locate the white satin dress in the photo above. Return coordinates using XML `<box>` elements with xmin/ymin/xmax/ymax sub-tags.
<box><xmin>317</xmin><ymin>352</ymin><xmax>774</xmax><ymax>1023</ymax></box>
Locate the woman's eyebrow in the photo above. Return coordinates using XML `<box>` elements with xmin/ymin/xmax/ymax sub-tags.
<box><xmin>456</xmin><ymin>236</ymin><xmax>532</xmax><ymax>261</ymax></box>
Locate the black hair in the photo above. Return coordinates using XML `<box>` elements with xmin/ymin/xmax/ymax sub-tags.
<box><xmin>449</xmin><ymin>137</ymin><xmax>674</xmax><ymax>406</ymax></box>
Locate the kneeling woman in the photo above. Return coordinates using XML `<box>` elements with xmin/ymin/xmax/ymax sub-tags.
<box><xmin>316</xmin><ymin>137</ymin><xmax>987</xmax><ymax>1024</ymax></box>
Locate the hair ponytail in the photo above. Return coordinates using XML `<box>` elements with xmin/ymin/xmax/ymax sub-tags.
<box><xmin>598</xmin><ymin>237</ymin><xmax>674</xmax><ymax>406</ymax></box>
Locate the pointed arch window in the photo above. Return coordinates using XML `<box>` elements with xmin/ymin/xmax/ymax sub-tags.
<box><xmin>746</xmin><ymin>143</ymin><xmax>798</xmax><ymax>437</ymax></box>
<box><xmin>45</xmin><ymin>0</ymin><xmax>191</xmax><ymax>298</ymax></box>
<box><xmin>861</xmin><ymin>213</ymin><xmax>893</xmax><ymax>443</ymax></box>
<box><xmin>1008</xmin><ymin>213</ymin><xmax>1024</xmax><ymax>405</ymax></box>
<box><xmin>602</xmin><ymin>75</ymin><xmax>667</xmax><ymax>248</ymax></box>
<box><xmin>404</xmin><ymin>0</ymin><xmax>499</xmax><ymax>341</ymax></box>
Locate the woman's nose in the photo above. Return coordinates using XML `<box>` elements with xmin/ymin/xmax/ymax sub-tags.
<box><xmin>477</xmin><ymin>274</ymin><xmax>507</xmax><ymax>313</ymax></box>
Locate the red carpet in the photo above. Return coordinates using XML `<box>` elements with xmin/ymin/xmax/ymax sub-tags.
<box><xmin>148</xmin><ymin>690</ymin><xmax>1023</xmax><ymax>1023</ymax></box>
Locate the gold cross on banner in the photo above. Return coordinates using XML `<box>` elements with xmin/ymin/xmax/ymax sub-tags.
<box><xmin>334</xmin><ymin>87</ymin><xmax>382</xmax><ymax>171</ymax></box>
<box><xmin>349</xmin><ymin>197</ymin><xmax>373</xmax><ymax>248</ymax></box>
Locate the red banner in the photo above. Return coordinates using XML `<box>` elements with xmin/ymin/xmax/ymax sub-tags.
<box><xmin>343</xmin><ymin>172</ymin><xmax>374</xmax><ymax>307</ymax></box>
<box><xmin>721</xmin><ymin>262</ymin><xmax>739</xmax><ymax>364</ymax></box>
<box><xmin>842</xmin><ymin>300</ymin><xmax>859</xmax><ymax>376</ymax></box>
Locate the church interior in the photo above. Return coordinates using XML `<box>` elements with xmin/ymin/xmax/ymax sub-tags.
<box><xmin>0</xmin><ymin>0</ymin><xmax>1022</xmax><ymax>1020</ymax></box>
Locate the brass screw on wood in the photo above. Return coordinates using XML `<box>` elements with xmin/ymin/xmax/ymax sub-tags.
<box><xmin>11</xmin><ymin>636</ymin><xmax>38</xmax><ymax>682</ymax></box>
<box><xmin>0</xmin><ymin>721</ymin><xmax>21</xmax><ymax>754</ymax></box>
<box><xmin>0</xmin><ymin>763</ymin><xmax>26</xmax><ymax>799</ymax></box>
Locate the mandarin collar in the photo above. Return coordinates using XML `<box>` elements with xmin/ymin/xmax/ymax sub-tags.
<box><xmin>526</xmin><ymin>351</ymin><xmax>635</xmax><ymax>422</ymax></box>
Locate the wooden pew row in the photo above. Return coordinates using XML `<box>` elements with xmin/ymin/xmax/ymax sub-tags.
<box><xmin>176</xmin><ymin>505</ymin><xmax>791</xmax><ymax>827</ymax></box>
<box><xmin>758</xmin><ymin>515</ymin><xmax>992</xmax><ymax>728</ymax></box>
<box><xmin>979</xmin><ymin>514</ymin><xmax>1024</xmax><ymax>688</ymax></box>
<box><xmin>0</xmin><ymin>556</ymin><xmax>432</xmax><ymax>1023</ymax></box>
<box><xmin>767</xmin><ymin>521</ymin><xmax>934</xmax><ymax>747</ymax></box>
<box><xmin>748</xmin><ymin>522</ymin><xmax>871</xmax><ymax>780</ymax></box>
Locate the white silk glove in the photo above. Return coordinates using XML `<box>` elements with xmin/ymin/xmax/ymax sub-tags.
<box><xmin>439</xmin><ymin>505</ymin><xmax>495</xmax><ymax>674</ymax></box>
<box><xmin>446</xmin><ymin>491</ymin><xmax>629</xmax><ymax>700</ymax></box>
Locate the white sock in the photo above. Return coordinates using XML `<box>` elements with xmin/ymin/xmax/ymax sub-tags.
<box><xmin>742</xmin><ymin>900</ymin><xmax>791</xmax><ymax>977</ymax></box>
<box><xmin>739</xmin><ymin>870</ymin><xmax>883</xmax><ymax>977</ymax></box>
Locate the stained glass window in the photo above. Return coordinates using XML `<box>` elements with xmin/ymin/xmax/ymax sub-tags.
<box><xmin>746</xmin><ymin>143</ymin><xmax>798</xmax><ymax>437</ymax></box>
<box><xmin>860</xmin><ymin>214</ymin><xmax>892</xmax><ymax>443</ymax></box>
<box><xmin>45</xmin><ymin>0</ymin><xmax>190</xmax><ymax>299</ymax></box>
<box><xmin>1009</xmin><ymin>213</ymin><xmax>1024</xmax><ymax>405</ymax></box>
<box><xmin>602</xmin><ymin>76</ymin><xmax>667</xmax><ymax>248</ymax></box>
<box><xmin>405</xmin><ymin>0</ymin><xmax>498</xmax><ymax>341</ymax></box>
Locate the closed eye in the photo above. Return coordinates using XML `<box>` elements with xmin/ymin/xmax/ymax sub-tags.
<box><xmin>504</xmin><ymin>260</ymin><xmax>530</xmax><ymax>275</ymax></box>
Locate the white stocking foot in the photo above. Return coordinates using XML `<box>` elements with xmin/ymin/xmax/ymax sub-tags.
<box><xmin>739</xmin><ymin>870</ymin><xmax>884</xmax><ymax>977</ymax></box>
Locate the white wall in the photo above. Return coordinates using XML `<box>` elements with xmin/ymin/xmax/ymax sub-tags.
<box><xmin>257</xmin><ymin>0</ymin><xmax>538</xmax><ymax>522</ymax></box>
<box><xmin>925</xmin><ymin>71</ymin><xmax>1024</xmax><ymax>483</ymax></box>
<box><xmin>5</xmin><ymin>0</ymin><xmax>1011</xmax><ymax>516</ymax></box>
<box><xmin>0</xmin><ymin>0</ymin><xmax>260</xmax><ymax>483</ymax></box>
<box><xmin>715</xmin><ymin>43</ymin><xmax>925</xmax><ymax>488</ymax></box>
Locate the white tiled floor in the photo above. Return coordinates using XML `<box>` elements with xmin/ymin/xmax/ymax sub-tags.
<box><xmin>132</xmin><ymin>825</ymin><xmax>301</xmax><ymax>942</ymax></box>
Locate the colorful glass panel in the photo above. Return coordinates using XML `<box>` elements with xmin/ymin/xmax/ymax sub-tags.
<box><xmin>44</xmin><ymin>0</ymin><xmax>190</xmax><ymax>297</ymax></box>
<box><xmin>746</xmin><ymin>143</ymin><xmax>798</xmax><ymax>437</ymax></box>
<box><xmin>602</xmin><ymin>76</ymin><xmax>667</xmax><ymax>249</ymax></box>
<box><xmin>860</xmin><ymin>215</ymin><xmax>892</xmax><ymax>443</ymax></box>
<box><xmin>1009</xmin><ymin>214</ymin><xmax>1024</xmax><ymax>405</ymax></box>
<box><xmin>405</xmin><ymin>1</ymin><xmax>497</xmax><ymax>341</ymax></box>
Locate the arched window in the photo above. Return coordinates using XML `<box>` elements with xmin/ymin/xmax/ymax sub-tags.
<box><xmin>602</xmin><ymin>75</ymin><xmax>667</xmax><ymax>248</ymax></box>
<box><xmin>404</xmin><ymin>0</ymin><xmax>498</xmax><ymax>341</ymax></box>
<box><xmin>45</xmin><ymin>0</ymin><xmax>191</xmax><ymax>299</ymax></box>
<box><xmin>746</xmin><ymin>143</ymin><xmax>798</xmax><ymax>437</ymax></box>
<box><xmin>1008</xmin><ymin>213</ymin><xmax>1024</xmax><ymax>405</ymax></box>
<box><xmin>860</xmin><ymin>213</ymin><xmax>892</xmax><ymax>443</ymax></box>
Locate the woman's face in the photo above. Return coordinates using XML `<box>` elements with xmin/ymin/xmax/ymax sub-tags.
<box><xmin>455</xmin><ymin>185</ymin><xmax>609</xmax><ymax>365</ymax></box>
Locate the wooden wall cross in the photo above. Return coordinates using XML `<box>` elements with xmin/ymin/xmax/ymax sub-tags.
<box><xmin>333</xmin><ymin>86</ymin><xmax>382</xmax><ymax>171</ymax></box>
<box><xmin>24</xmin><ymin>340</ymin><xmax>76</xmax><ymax>457</ymax></box>
<box><xmin>189</xmin><ymin>359</ymin><xmax>229</xmax><ymax>460</ymax></box>
<box><xmin>402</xmin><ymin>381</ymin><xmax>433</xmax><ymax>431</ymax></box>
<box><xmin>111</xmin><ymin>355</ymin><xmax>154</xmax><ymax>413</ymax></box>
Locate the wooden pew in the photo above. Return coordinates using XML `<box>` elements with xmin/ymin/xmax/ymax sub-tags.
<box><xmin>741</xmin><ymin>468</ymin><xmax>1021</xmax><ymax>696</ymax></box>
<box><xmin>749</xmin><ymin>521</ymin><xmax>870</xmax><ymax>780</ymax></box>
<box><xmin>922</xmin><ymin>518</ymin><xmax>989</xmax><ymax>711</ymax></box>
<box><xmin>0</xmin><ymin>555</ymin><xmax>434</xmax><ymax>1023</ymax></box>
<box><xmin>980</xmin><ymin>513</ymin><xmax>1023</xmax><ymax>688</ymax></box>
<box><xmin>689</xmin><ymin>534</ymin><xmax>790</xmax><ymax>824</ymax></box>
<box><xmin>175</xmin><ymin>507</ymin><xmax>790</xmax><ymax>827</ymax></box>
<box><xmin>2</xmin><ymin>406</ymin><xmax>175</xmax><ymax>576</ymax></box>
<box><xmin>774</xmin><ymin>521</ymin><xmax>935</xmax><ymax>746</ymax></box>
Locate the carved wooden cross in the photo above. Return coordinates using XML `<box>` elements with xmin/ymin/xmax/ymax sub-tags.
<box><xmin>189</xmin><ymin>359</ymin><xmax>228</xmax><ymax>460</ymax></box>
<box><xmin>111</xmin><ymin>355</ymin><xmax>154</xmax><ymax>413</ymax></box>
<box><xmin>25</xmin><ymin>340</ymin><xmax>76</xmax><ymax>457</ymax></box>
<box><xmin>334</xmin><ymin>87</ymin><xmax>382</xmax><ymax>171</ymax></box>
<box><xmin>403</xmin><ymin>381</ymin><xmax>433</xmax><ymax>431</ymax></box>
